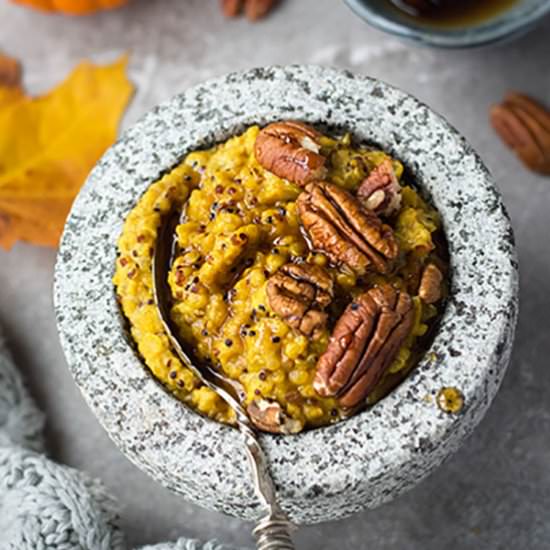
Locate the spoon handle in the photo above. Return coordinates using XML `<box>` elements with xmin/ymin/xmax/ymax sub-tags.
<box><xmin>240</xmin><ymin>424</ymin><xmax>296</xmax><ymax>549</ymax></box>
<box><xmin>253</xmin><ymin>514</ymin><xmax>296</xmax><ymax>550</ymax></box>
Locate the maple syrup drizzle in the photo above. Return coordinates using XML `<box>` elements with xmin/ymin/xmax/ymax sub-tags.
<box><xmin>389</xmin><ymin>0</ymin><xmax>519</xmax><ymax>28</ymax></box>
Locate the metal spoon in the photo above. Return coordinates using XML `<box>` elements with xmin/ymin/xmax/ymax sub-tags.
<box><xmin>153</xmin><ymin>208</ymin><xmax>296</xmax><ymax>550</ymax></box>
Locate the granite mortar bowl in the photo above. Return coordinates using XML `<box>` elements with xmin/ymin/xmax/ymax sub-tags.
<box><xmin>344</xmin><ymin>0</ymin><xmax>550</xmax><ymax>48</ymax></box>
<box><xmin>54</xmin><ymin>65</ymin><xmax>518</xmax><ymax>524</ymax></box>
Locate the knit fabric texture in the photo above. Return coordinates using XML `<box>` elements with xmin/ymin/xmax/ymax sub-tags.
<box><xmin>0</xmin><ymin>332</ymin><xmax>242</xmax><ymax>550</ymax></box>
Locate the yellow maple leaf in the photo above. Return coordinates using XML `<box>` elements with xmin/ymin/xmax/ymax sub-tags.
<box><xmin>0</xmin><ymin>55</ymin><xmax>134</xmax><ymax>250</ymax></box>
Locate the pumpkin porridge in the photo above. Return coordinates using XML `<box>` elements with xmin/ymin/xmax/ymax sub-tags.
<box><xmin>114</xmin><ymin>122</ymin><xmax>448</xmax><ymax>434</ymax></box>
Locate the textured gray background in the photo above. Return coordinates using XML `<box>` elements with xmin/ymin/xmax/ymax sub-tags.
<box><xmin>0</xmin><ymin>1</ymin><xmax>549</xmax><ymax>548</ymax></box>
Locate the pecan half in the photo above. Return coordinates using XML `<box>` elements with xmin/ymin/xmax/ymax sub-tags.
<box><xmin>297</xmin><ymin>181</ymin><xmax>399</xmax><ymax>275</ymax></box>
<box><xmin>266</xmin><ymin>262</ymin><xmax>333</xmax><ymax>338</ymax></box>
<box><xmin>418</xmin><ymin>263</ymin><xmax>443</xmax><ymax>304</ymax></box>
<box><xmin>221</xmin><ymin>0</ymin><xmax>278</xmax><ymax>20</ymax></box>
<box><xmin>247</xmin><ymin>399</ymin><xmax>303</xmax><ymax>434</ymax></box>
<box><xmin>254</xmin><ymin>121</ymin><xmax>327</xmax><ymax>186</ymax></box>
<box><xmin>357</xmin><ymin>159</ymin><xmax>402</xmax><ymax>217</ymax></box>
<box><xmin>490</xmin><ymin>92</ymin><xmax>550</xmax><ymax>175</ymax></box>
<box><xmin>314</xmin><ymin>284</ymin><xmax>414</xmax><ymax>408</ymax></box>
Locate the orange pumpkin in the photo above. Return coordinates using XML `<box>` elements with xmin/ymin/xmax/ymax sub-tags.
<box><xmin>11</xmin><ymin>0</ymin><xmax>128</xmax><ymax>15</ymax></box>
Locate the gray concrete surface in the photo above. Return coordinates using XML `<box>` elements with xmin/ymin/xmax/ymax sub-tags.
<box><xmin>0</xmin><ymin>0</ymin><xmax>549</xmax><ymax>548</ymax></box>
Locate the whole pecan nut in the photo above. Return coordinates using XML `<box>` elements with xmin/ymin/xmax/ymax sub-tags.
<box><xmin>357</xmin><ymin>159</ymin><xmax>402</xmax><ymax>217</ymax></box>
<box><xmin>221</xmin><ymin>0</ymin><xmax>278</xmax><ymax>20</ymax></box>
<box><xmin>254</xmin><ymin>121</ymin><xmax>327</xmax><ymax>186</ymax></box>
<box><xmin>490</xmin><ymin>92</ymin><xmax>550</xmax><ymax>175</ymax></box>
<box><xmin>314</xmin><ymin>284</ymin><xmax>414</xmax><ymax>408</ymax></box>
<box><xmin>266</xmin><ymin>262</ymin><xmax>333</xmax><ymax>338</ymax></box>
<box><xmin>418</xmin><ymin>263</ymin><xmax>443</xmax><ymax>304</ymax></box>
<box><xmin>297</xmin><ymin>181</ymin><xmax>399</xmax><ymax>275</ymax></box>
<box><xmin>247</xmin><ymin>399</ymin><xmax>303</xmax><ymax>434</ymax></box>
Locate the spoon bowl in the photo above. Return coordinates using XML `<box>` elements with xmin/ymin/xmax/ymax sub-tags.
<box><xmin>152</xmin><ymin>205</ymin><xmax>247</xmax><ymax>418</ymax></box>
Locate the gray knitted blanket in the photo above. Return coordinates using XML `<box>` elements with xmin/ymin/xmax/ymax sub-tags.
<box><xmin>0</xmin><ymin>332</ymin><xmax>243</xmax><ymax>550</ymax></box>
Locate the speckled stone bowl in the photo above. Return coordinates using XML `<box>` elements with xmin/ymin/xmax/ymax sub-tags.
<box><xmin>54</xmin><ymin>66</ymin><xmax>518</xmax><ymax>524</ymax></box>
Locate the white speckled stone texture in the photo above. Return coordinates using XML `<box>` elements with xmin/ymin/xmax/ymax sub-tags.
<box><xmin>0</xmin><ymin>0</ymin><xmax>548</xmax><ymax>548</ymax></box>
